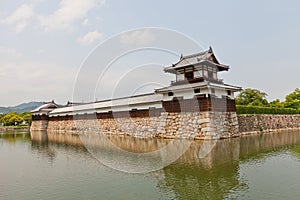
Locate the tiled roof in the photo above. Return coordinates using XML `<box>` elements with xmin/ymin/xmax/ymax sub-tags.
<box><xmin>155</xmin><ymin>81</ymin><xmax>242</xmax><ymax>93</ymax></box>
<box><xmin>164</xmin><ymin>47</ymin><xmax>229</xmax><ymax>73</ymax></box>
<box><xmin>155</xmin><ymin>81</ymin><xmax>209</xmax><ymax>93</ymax></box>
<box><xmin>49</xmin><ymin>93</ymin><xmax>163</xmax><ymax>115</ymax></box>
<box><xmin>31</xmin><ymin>101</ymin><xmax>59</xmax><ymax>113</ymax></box>
<box><xmin>210</xmin><ymin>83</ymin><xmax>242</xmax><ymax>91</ymax></box>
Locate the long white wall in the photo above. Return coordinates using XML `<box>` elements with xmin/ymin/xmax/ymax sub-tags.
<box><xmin>162</xmin><ymin>86</ymin><xmax>233</xmax><ymax>101</ymax></box>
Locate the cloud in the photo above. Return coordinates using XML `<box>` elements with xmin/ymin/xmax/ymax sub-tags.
<box><xmin>82</xmin><ymin>18</ymin><xmax>89</xmax><ymax>26</ymax></box>
<box><xmin>0</xmin><ymin>61</ymin><xmax>71</xmax><ymax>83</ymax></box>
<box><xmin>120</xmin><ymin>29</ymin><xmax>156</xmax><ymax>46</ymax></box>
<box><xmin>0</xmin><ymin>46</ymin><xmax>23</xmax><ymax>57</ymax></box>
<box><xmin>0</xmin><ymin>61</ymin><xmax>76</xmax><ymax>105</ymax></box>
<box><xmin>0</xmin><ymin>4</ymin><xmax>34</xmax><ymax>33</ymax></box>
<box><xmin>38</xmin><ymin>0</ymin><xmax>105</xmax><ymax>31</ymax></box>
<box><xmin>77</xmin><ymin>30</ymin><xmax>104</xmax><ymax>45</ymax></box>
<box><xmin>36</xmin><ymin>49</ymin><xmax>45</xmax><ymax>55</ymax></box>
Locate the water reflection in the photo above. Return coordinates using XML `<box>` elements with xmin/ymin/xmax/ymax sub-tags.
<box><xmin>158</xmin><ymin>131</ymin><xmax>300</xmax><ymax>199</ymax></box>
<box><xmin>0</xmin><ymin>130</ymin><xmax>30</xmax><ymax>144</ymax></box>
<box><xmin>160</xmin><ymin>138</ymin><xmax>243</xmax><ymax>200</ymax></box>
<box><xmin>239</xmin><ymin>131</ymin><xmax>300</xmax><ymax>162</ymax></box>
<box><xmin>30</xmin><ymin>131</ymin><xmax>90</xmax><ymax>163</ymax></box>
<box><xmin>30</xmin><ymin>130</ymin><xmax>300</xmax><ymax>167</ymax></box>
<box><xmin>30</xmin><ymin>131</ymin><xmax>56</xmax><ymax>162</ymax></box>
<box><xmin>290</xmin><ymin>145</ymin><xmax>300</xmax><ymax>160</ymax></box>
<box><xmin>3</xmin><ymin>130</ymin><xmax>300</xmax><ymax>200</ymax></box>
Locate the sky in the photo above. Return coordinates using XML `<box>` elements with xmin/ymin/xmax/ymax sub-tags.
<box><xmin>0</xmin><ymin>0</ymin><xmax>299</xmax><ymax>106</ymax></box>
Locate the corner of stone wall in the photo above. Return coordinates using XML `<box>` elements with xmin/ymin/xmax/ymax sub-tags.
<box><xmin>156</xmin><ymin>111</ymin><xmax>240</xmax><ymax>140</ymax></box>
<box><xmin>30</xmin><ymin>120</ymin><xmax>49</xmax><ymax>131</ymax></box>
<box><xmin>201</xmin><ymin>112</ymin><xmax>240</xmax><ymax>140</ymax></box>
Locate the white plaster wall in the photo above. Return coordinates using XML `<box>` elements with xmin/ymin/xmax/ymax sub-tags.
<box><xmin>49</xmin><ymin>101</ymin><xmax>162</xmax><ymax>117</ymax></box>
<box><xmin>161</xmin><ymin>86</ymin><xmax>232</xmax><ymax>100</ymax></box>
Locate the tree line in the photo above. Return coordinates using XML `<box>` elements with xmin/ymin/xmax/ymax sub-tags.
<box><xmin>0</xmin><ymin>112</ymin><xmax>32</xmax><ymax>126</ymax></box>
<box><xmin>235</xmin><ymin>88</ymin><xmax>300</xmax><ymax>109</ymax></box>
<box><xmin>235</xmin><ymin>88</ymin><xmax>300</xmax><ymax>114</ymax></box>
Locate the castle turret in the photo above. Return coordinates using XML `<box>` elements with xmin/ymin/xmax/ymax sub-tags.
<box><xmin>156</xmin><ymin>47</ymin><xmax>241</xmax><ymax>101</ymax></box>
<box><xmin>30</xmin><ymin>101</ymin><xmax>59</xmax><ymax>131</ymax></box>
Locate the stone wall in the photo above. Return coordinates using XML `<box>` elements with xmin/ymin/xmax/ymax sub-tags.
<box><xmin>238</xmin><ymin>114</ymin><xmax>300</xmax><ymax>134</ymax></box>
<box><xmin>30</xmin><ymin>120</ymin><xmax>49</xmax><ymax>131</ymax></box>
<box><xmin>46</xmin><ymin>111</ymin><xmax>239</xmax><ymax>140</ymax></box>
<box><xmin>33</xmin><ymin>113</ymin><xmax>300</xmax><ymax>139</ymax></box>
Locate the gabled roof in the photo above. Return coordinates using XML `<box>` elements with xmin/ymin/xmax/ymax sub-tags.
<box><xmin>31</xmin><ymin>101</ymin><xmax>59</xmax><ymax>114</ymax></box>
<box><xmin>164</xmin><ymin>47</ymin><xmax>229</xmax><ymax>73</ymax></box>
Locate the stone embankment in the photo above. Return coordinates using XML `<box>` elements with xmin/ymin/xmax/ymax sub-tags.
<box><xmin>238</xmin><ymin>114</ymin><xmax>300</xmax><ymax>135</ymax></box>
<box><xmin>31</xmin><ymin>114</ymin><xmax>300</xmax><ymax>140</ymax></box>
<box><xmin>40</xmin><ymin>111</ymin><xmax>239</xmax><ymax>140</ymax></box>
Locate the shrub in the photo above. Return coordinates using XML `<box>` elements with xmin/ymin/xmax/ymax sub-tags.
<box><xmin>236</xmin><ymin>105</ymin><xmax>300</xmax><ymax>115</ymax></box>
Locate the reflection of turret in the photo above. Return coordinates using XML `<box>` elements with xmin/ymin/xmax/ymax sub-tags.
<box><xmin>30</xmin><ymin>130</ymin><xmax>90</xmax><ymax>162</ymax></box>
<box><xmin>30</xmin><ymin>130</ymin><xmax>56</xmax><ymax>162</ymax></box>
<box><xmin>175</xmin><ymin>139</ymin><xmax>240</xmax><ymax>168</ymax></box>
<box><xmin>30</xmin><ymin>130</ymin><xmax>48</xmax><ymax>143</ymax></box>
<box><xmin>157</xmin><ymin>130</ymin><xmax>300</xmax><ymax>199</ymax></box>
<box><xmin>157</xmin><ymin>139</ymin><xmax>242</xmax><ymax>200</ymax></box>
<box><xmin>35</xmin><ymin>132</ymin><xmax>242</xmax><ymax>198</ymax></box>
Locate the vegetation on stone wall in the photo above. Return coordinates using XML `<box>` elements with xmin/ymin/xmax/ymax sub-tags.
<box><xmin>0</xmin><ymin>112</ymin><xmax>32</xmax><ymax>126</ymax></box>
<box><xmin>236</xmin><ymin>105</ymin><xmax>300</xmax><ymax>115</ymax></box>
<box><xmin>235</xmin><ymin>88</ymin><xmax>300</xmax><ymax>114</ymax></box>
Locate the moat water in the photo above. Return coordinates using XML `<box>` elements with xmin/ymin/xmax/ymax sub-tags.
<box><xmin>1</xmin><ymin>130</ymin><xmax>300</xmax><ymax>200</ymax></box>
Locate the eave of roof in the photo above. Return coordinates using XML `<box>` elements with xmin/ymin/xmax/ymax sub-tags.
<box><xmin>210</xmin><ymin>83</ymin><xmax>242</xmax><ymax>91</ymax></box>
<box><xmin>31</xmin><ymin>102</ymin><xmax>59</xmax><ymax>113</ymax></box>
<box><xmin>164</xmin><ymin>47</ymin><xmax>229</xmax><ymax>74</ymax></box>
<box><xmin>49</xmin><ymin>93</ymin><xmax>163</xmax><ymax>115</ymax></box>
<box><xmin>164</xmin><ymin>60</ymin><xmax>229</xmax><ymax>74</ymax></box>
<box><xmin>155</xmin><ymin>81</ymin><xmax>242</xmax><ymax>93</ymax></box>
<box><xmin>155</xmin><ymin>81</ymin><xmax>209</xmax><ymax>93</ymax></box>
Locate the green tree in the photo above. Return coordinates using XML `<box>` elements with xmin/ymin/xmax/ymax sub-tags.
<box><xmin>235</xmin><ymin>88</ymin><xmax>268</xmax><ymax>106</ymax></box>
<box><xmin>2</xmin><ymin>113</ymin><xmax>13</xmax><ymax>126</ymax></box>
<box><xmin>284</xmin><ymin>88</ymin><xmax>300</xmax><ymax>109</ymax></box>
<box><xmin>269</xmin><ymin>99</ymin><xmax>283</xmax><ymax>108</ymax></box>
<box><xmin>0</xmin><ymin>114</ymin><xmax>4</xmax><ymax>126</ymax></box>
<box><xmin>2</xmin><ymin>112</ymin><xmax>24</xmax><ymax>126</ymax></box>
<box><xmin>10</xmin><ymin>115</ymin><xmax>23</xmax><ymax>125</ymax></box>
<box><xmin>20</xmin><ymin>112</ymin><xmax>32</xmax><ymax>124</ymax></box>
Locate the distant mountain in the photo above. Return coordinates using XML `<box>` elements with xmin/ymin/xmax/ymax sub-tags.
<box><xmin>0</xmin><ymin>102</ymin><xmax>44</xmax><ymax>114</ymax></box>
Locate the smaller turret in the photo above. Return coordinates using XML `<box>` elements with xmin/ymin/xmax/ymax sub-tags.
<box><xmin>30</xmin><ymin>101</ymin><xmax>59</xmax><ymax>131</ymax></box>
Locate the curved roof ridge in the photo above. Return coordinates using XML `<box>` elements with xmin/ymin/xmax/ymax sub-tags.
<box><xmin>181</xmin><ymin>49</ymin><xmax>210</xmax><ymax>59</ymax></box>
